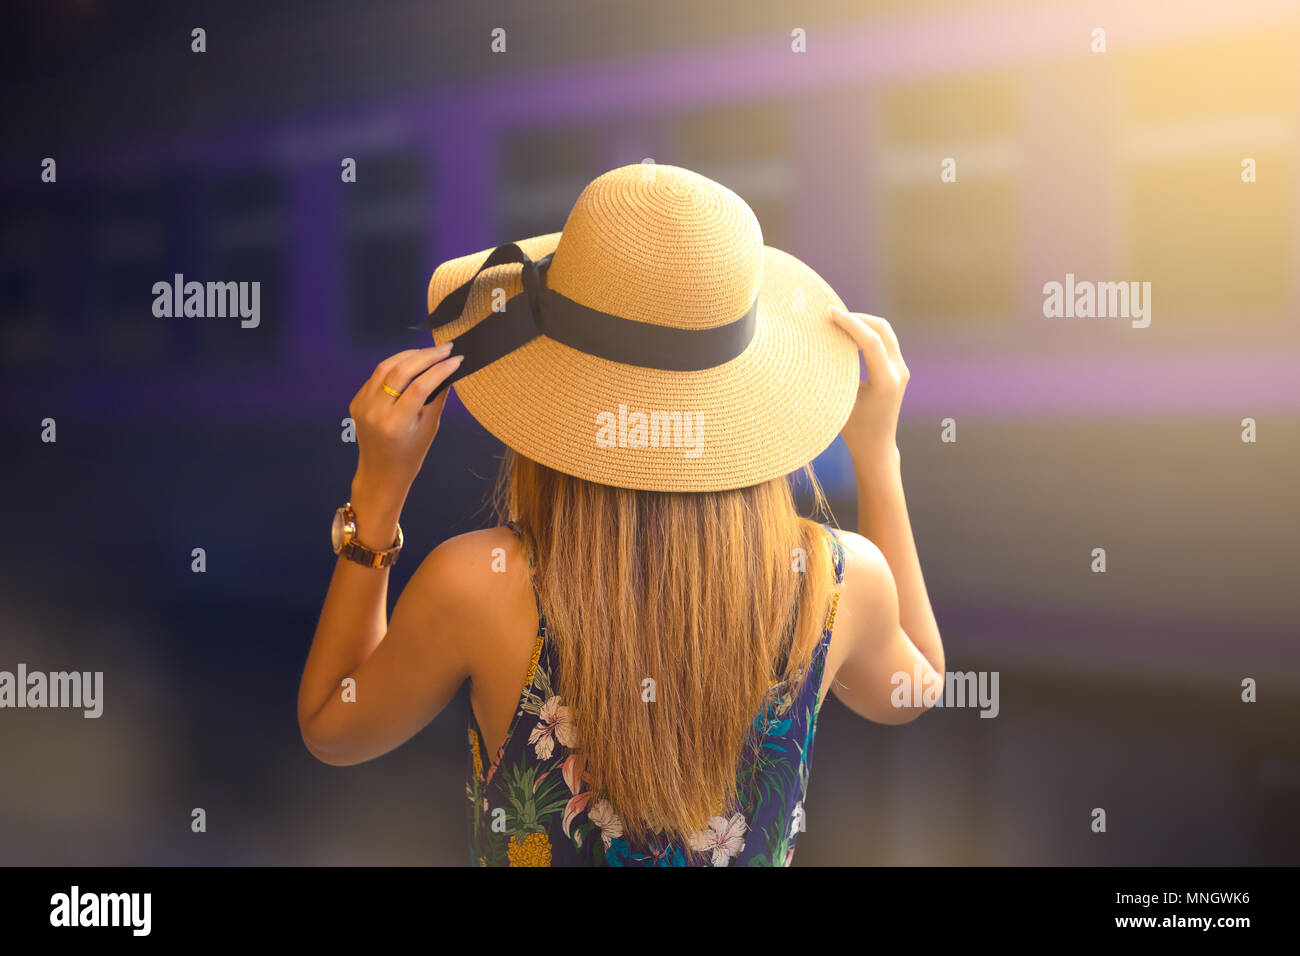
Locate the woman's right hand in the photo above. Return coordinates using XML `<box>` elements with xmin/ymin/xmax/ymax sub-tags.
<box><xmin>831</xmin><ymin>307</ymin><xmax>909</xmax><ymax>471</ymax></box>
<box><xmin>347</xmin><ymin>344</ymin><xmax>463</xmax><ymax>546</ymax></box>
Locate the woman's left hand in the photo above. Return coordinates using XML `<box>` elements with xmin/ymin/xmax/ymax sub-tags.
<box><xmin>347</xmin><ymin>343</ymin><xmax>463</xmax><ymax>526</ymax></box>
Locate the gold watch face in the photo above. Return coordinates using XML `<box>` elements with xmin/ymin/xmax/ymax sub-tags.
<box><xmin>331</xmin><ymin>507</ymin><xmax>354</xmax><ymax>554</ymax></box>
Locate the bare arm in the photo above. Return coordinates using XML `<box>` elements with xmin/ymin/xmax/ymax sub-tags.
<box><xmin>850</xmin><ymin>451</ymin><xmax>943</xmax><ymax>675</ymax></box>
<box><xmin>299</xmin><ymin>533</ymin><xmax>482</xmax><ymax>766</ymax></box>
<box><xmin>828</xmin><ymin>529</ymin><xmax>941</xmax><ymax>724</ymax></box>
<box><xmin>297</xmin><ymin>343</ymin><xmax>470</xmax><ymax>764</ymax></box>
<box><xmin>827</xmin><ymin>307</ymin><xmax>945</xmax><ymax>721</ymax></box>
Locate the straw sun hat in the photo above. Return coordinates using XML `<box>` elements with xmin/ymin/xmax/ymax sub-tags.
<box><xmin>419</xmin><ymin>162</ymin><xmax>861</xmax><ymax>493</ymax></box>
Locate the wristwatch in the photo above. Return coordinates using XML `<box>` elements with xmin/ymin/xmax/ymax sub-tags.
<box><xmin>331</xmin><ymin>502</ymin><xmax>403</xmax><ymax>568</ymax></box>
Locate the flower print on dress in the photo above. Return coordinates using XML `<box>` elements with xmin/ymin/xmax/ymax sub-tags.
<box><xmin>588</xmin><ymin>798</ymin><xmax>624</xmax><ymax>850</ymax></box>
<box><xmin>688</xmin><ymin>812</ymin><xmax>748</xmax><ymax>867</ymax></box>
<box><xmin>781</xmin><ymin>799</ymin><xmax>806</xmax><ymax>866</ymax></box>
<box><xmin>560</xmin><ymin>753</ymin><xmax>593</xmax><ymax>844</ymax></box>
<box><xmin>528</xmin><ymin>695</ymin><xmax>577</xmax><ymax>760</ymax></box>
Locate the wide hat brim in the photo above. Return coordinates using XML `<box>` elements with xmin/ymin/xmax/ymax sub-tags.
<box><xmin>426</xmin><ymin>232</ymin><xmax>861</xmax><ymax>493</ymax></box>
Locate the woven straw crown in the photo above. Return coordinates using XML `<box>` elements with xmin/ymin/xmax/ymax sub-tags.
<box><xmin>425</xmin><ymin>163</ymin><xmax>861</xmax><ymax>493</ymax></box>
<box><xmin>544</xmin><ymin>164</ymin><xmax>764</xmax><ymax>333</ymax></box>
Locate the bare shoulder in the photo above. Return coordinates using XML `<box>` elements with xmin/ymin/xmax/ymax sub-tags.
<box><xmin>398</xmin><ymin>525</ymin><xmax>532</xmax><ymax>632</ymax></box>
<box><xmin>823</xmin><ymin>528</ymin><xmax>900</xmax><ymax>679</ymax></box>
<box><xmin>418</xmin><ymin>525</ymin><xmax>523</xmax><ymax>578</ymax></box>
<box><xmin>832</xmin><ymin>528</ymin><xmax>895</xmax><ymax>608</ymax></box>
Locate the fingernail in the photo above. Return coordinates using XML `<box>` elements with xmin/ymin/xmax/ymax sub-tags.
<box><xmin>435</xmin><ymin>340</ymin><xmax>454</xmax><ymax>352</ymax></box>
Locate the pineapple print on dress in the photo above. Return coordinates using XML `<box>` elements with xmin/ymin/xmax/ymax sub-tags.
<box><xmin>501</xmin><ymin>763</ymin><xmax>568</xmax><ymax>867</ymax></box>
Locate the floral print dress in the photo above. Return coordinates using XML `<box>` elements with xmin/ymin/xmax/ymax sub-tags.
<box><xmin>466</xmin><ymin>522</ymin><xmax>846</xmax><ymax>867</ymax></box>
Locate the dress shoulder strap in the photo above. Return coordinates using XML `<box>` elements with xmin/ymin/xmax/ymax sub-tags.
<box><xmin>819</xmin><ymin>524</ymin><xmax>846</xmax><ymax>637</ymax></box>
<box><xmin>823</xmin><ymin>523</ymin><xmax>846</xmax><ymax>586</ymax></box>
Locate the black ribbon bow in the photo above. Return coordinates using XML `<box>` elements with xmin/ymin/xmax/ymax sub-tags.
<box><xmin>413</xmin><ymin>242</ymin><xmax>758</xmax><ymax>405</ymax></box>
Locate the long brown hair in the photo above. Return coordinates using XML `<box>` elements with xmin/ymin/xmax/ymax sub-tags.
<box><xmin>492</xmin><ymin>450</ymin><xmax>837</xmax><ymax>848</ymax></box>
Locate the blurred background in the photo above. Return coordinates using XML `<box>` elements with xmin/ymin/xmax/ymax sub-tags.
<box><xmin>1</xmin><ymin>0</ymin><xmax>1297</xmax><ymax>865</ymax></box>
